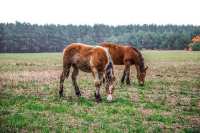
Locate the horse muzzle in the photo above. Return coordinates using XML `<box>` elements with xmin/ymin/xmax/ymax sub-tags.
<box><xmin>139</xmin><ymin>81</ymin><xmax>144</xmax><ymax>86</ymax></box>
<box><xmin>107</xmin><ymin>94</ymin><xmax>113</xmax><ymax>101</ymax></box>
<box><xmin>107</xmin><ymin>86</ymin><xmax>113</xmax><ymax>102</ymax></box>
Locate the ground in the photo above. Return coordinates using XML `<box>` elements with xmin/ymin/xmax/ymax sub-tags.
<box><xmin>0</xmin><ymin>51</ymin><xmax>200</xmax><ymax>133</ymax></box>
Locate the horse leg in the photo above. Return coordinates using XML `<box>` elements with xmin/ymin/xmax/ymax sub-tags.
<box><xmin>135</xmin><ymin>65</ymin><xmax>141</xmax><ymax>85</ymax></box>
<box><xmin>71</xmin><ymin>66</ymin><xmax>81</xmax><ymax>97</ymax></box>
<box><xmin>125</xmin><ymin>65</ymin><xmax>131</xmax><ymax>85</ymax></box>
<box><xmin>121</xmin><ymin>66</ymin><xmax>127</xmax><ymax>84</ymax></box>
<box><xmin>93</xmin><ymin>69</ymin><xmax>102</xmax><ymax>102</ymax></box>
<box><xmin>59</xmin><ymin>65</ymin><xmax>71</xmax><ymax>97</ymax></box>
<box><xmin>102</xmin><ymin>75</ymin><xmax>105</xmax><ymax>84</ymax></box>
<box><xmin>121</xmin><ymin>64</ymin><xmax>130</xmax><ymax>84</ymax></box>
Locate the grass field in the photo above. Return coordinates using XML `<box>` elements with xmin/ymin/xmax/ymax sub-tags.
<box><xmin>0</xmin><ymin>51</ymin><xmax>200</xmax><ymax>133</ymax></box>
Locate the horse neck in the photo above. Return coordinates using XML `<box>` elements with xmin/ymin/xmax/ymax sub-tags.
<box><xmin>138</xmin><ymin>58</ymin><xmax>145</xmax><ymax>73</ymax></box>
<box><xmin>104</xmin><ymin>47</ymin><xmax>113</xmax><ymax>71</ymax></box>
<box><xmin>131</xmin><ymin>47</ymin><xmax>144</xmax><ymax>73</ymax></box>
<box><xmin>105</xmin><ymin>60</ymin><xmax>114</xmax><ymax>81</ymax></box>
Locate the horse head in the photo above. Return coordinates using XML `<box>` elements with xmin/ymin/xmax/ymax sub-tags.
<box><xmin>105</xmin><ymin>61</ymin><xmax>115</xmax><ymax>101</ymax></box>
<box><xmin>137</xmin><ymin>66</ymin><xmax>148</xmax><ymax>86</ymax></box>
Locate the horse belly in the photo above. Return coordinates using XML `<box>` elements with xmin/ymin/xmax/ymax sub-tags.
<box><xmin>109</xmin><ymin>52</ymin><xmax>124</xmax><ymax>65</ymax></box>
<box><xmin>112</xmin><ymin>57</ymin><xmax>124</xmax><ymax>65</ymax></box>
<box><xmin>72</xmin><ymin>54</ymin><xmax>91</xmax><ymax>72</ymax></box>
<box><xmin>78</xmin><ymin>62</ymin><xmax>91</xmax><ymax>72</ymax></box>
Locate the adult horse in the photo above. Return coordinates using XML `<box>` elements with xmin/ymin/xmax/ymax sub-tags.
<box><xmin>59</xmin><ymin>43</ymin><xmax>115</xmax><ymax>102</ymax></box>
<box><xmin>101</xmin><ymin>42</ymin><xmax>148</xmax><ymax>86</ymax></box>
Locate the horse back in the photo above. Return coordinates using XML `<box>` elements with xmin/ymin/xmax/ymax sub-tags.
<box><xmin>63</xmin><ymin>43</ymin><xmax>109</xmax><ymax>72</ymax></box>
<box><xmin>101</xmin><ymin>42</ymin><xmax>141</xmax><ymax>65</ymax></box>
<box><xmin>91</xmin><ymin>46</ymin><xmax>109</xmax><ymax>71</ymax></box>
<box><xmin>100</xmin><ymin>43</ymin><xmax>125</xmax><ymax>65</ymax></box>
<box><xmin>62</xmin><ymin>43</ymin><xmax>93</xmax><ymax>71</ymax></box>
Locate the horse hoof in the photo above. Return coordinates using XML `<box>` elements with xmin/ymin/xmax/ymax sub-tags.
<box><xmin>139</xmin><ymin>84</ymin><xmax>144</xmax><ymax>86</ymax></box>
<box><xmin>96</xmin><ymin>97</ymin><xmax>102</xmax><ymax>103</ymax></box>
<box><xmin>96</xmin><ymin>98</ymin><xmax>102</xmax><ymax>103</ymax></box>
<box><xmin>94</xmin><ymin>93</ymin><xmax>102</xmax><ymax>102</ymax></box>
<box><xmin>59</xmin><ymin>91</ymin><xmax>64</xmax><ymax>97</ymax></box>
<box><xmin>76</xmin><ymin>91</ymin><xmax>81</xmax><ymax>97</ymax></box>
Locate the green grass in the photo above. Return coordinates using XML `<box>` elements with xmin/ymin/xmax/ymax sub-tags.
<box><xmin>143</xmin><ymin>50</ymin><xmax>200</xmax><ymax>62</ymax></box>
<box><xmin>0</xmin><ymin>50</ymin><xmax>200</xmax><ymax>132</ymax></box>
<box><xmin>146</xmin><ymin>113</ymin><xmax>176</xmax><ymax>124</ymax></box>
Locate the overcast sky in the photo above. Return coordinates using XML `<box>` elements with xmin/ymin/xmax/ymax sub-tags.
<box><xmin>0</xmin><ymin>0</ymin><xmax>200</xmax><ymax>26</ymax></box>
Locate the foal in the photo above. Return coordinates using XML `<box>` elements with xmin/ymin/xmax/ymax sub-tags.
<box><xmin>101</xmin><ymin>42</ymin><xmax>148</xmax><ymax>86</ymax></box>
<box><xmin>59</xmin><ymin>43</ymin><xmax>115</xmax><ymax>102</ymax></box>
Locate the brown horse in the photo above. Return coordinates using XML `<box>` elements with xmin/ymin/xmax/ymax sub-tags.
<box><xmin>101</xmin><ymin>42</ymin><xmax>148</xmax><ymax>86</ymax></box>
<box><xmin>59</xmin><ymin>43</ymin><xmax>115</xmax><ymax>102</ymax></box>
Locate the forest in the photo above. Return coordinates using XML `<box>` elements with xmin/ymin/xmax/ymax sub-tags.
<box><xmin>0</xmin><ymin>22</ymin><xmax>200</xmax><ymax>52</ymax></box>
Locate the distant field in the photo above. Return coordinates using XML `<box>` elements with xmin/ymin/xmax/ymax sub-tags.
<box><xmin>0</xmin><ymin>51</ymin><xmax>200</xmax><ymax>132</ymax></box>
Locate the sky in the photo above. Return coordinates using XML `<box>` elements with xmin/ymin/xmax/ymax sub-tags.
<box><xmin>0</xmin><ymin>0</ymin><xmax>200</xmax><ymax>26</ymax></box>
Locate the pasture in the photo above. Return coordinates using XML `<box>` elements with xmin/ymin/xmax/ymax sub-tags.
<box><xmin>0</xmin><ymin>51</ymin><xmax>200</xmax><ymax>132</ymax></box>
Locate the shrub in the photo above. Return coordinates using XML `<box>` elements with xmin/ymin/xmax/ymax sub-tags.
<box><xmin>192</xmin><ymin>42</ymin><xmax>200</xmax><ymax>51</ymax></box>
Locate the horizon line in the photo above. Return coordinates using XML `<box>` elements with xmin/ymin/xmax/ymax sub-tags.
<box><xmin>1</xmin><ymin>21</ymin><xmax>200</xmax><ymax>27</ymax></box>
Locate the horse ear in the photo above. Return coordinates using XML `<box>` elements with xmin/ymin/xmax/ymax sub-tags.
<box><xmin>145</xmin><ymin>66</ymin><xmax>148</xmax><ymax>71</ymax></box>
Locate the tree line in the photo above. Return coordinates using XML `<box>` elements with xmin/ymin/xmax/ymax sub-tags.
<box><xmin>0</xmin><ymin>22</ymin><xmax>200</xmax><ymax>52</ymax></box>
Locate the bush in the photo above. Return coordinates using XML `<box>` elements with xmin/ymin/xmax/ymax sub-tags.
<box><xmin>192</xmin><ymin>42</ymin><xmax>200</xmax><ymax>51</ymax></box>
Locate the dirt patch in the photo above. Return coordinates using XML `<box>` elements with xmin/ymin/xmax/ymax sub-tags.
<box><xmin>0</xmin><ymin>70</ymin><xmax>61</xmax><ymax>83</ymax></box>
<box><xmin>131</xmin><ymin>92</ymin><xmax>139</xmax><ymax>103</ymax></box>
<box><xmin>187</xmin><ymin>116</ymin><xmax>200</xmax><ymax>127</ymax></box>
<box><xmin>160</xmin><ymin>111</ymin><xmax>172</xmax><ymax>116</ymax></box>
<box><xmin>198</xmin><ymin>100</ymin><xmax>200</xmax><ymax>109</ymax></box>
<box><xmin>81</xmin><ymin>89</ymin><xmax>94</xmax><ymax>99</ymax></box>
<box><xmin>179</xmin><ymin>97</ymin><xmax>191</xmax><ymax>106</ymax></box>
<box><xmin>167</xmin><ymin>95</ymin><xmax>177</xmax><ymax>106</ymax></box>
<box><xmin>139</xmin><ymin>108</ymin><xmax>154</xmax><ymax>116</ymax></box>
<box><xmin>14</xmin><ymin>88</ymin><xmax>49</xmax><ymax>97</ymax></box>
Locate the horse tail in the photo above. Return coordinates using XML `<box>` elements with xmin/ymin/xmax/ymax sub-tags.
<box><xmin>62</xmin><ymin>47</ymin><xmax>71</xmax><ymax>79</ymax></box>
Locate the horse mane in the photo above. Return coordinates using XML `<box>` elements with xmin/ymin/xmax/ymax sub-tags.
<box><xmin>130</xmin><ymin>47</ymin><xmax>145</xmax><ymax>72</ymax></box>
<box><xmin>104</xmin><ymin>47</ymin><xmax>114</xmax><ymax>81</ymax></box>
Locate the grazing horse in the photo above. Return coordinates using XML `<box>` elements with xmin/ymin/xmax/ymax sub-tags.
<box><xmin>101</xmin><ymin>42</ymin><xmax>148</xmax><ymax>86</ymax></box>
<box><xmin>59</xmin><ymin>43</ymin><xmax>115</xmax><ymax>102</ymax></box>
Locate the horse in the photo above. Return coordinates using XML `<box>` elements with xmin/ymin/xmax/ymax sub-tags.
<box><xmin>59</xmin><ymin>43</ymin><xmax>115</xmax><ymax>102</ymax></box>
<box><xmin>100</xmin><ymin>42</ymin><xmax>148</xmax><ymax>86</ymax></box>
